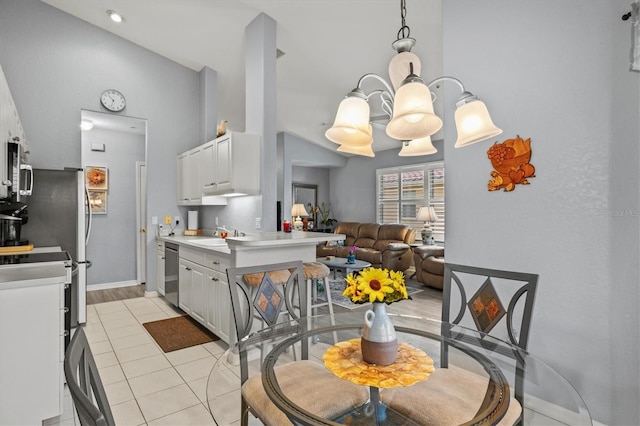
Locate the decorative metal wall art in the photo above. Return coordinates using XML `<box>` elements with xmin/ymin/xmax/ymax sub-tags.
<box><xmin>487</xmin><ymin>135</ymin><xmax>535</xmax><ymax>192</ymax></box>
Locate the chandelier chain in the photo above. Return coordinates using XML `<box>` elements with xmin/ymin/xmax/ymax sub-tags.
<box><xmin>397</xmin><ymin>0</ymin><xmax>411</xmax><ymax>40</ymax></box>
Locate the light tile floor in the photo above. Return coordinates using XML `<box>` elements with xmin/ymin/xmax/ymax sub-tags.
<box><xmin>48</xmin><ymin>295</ymin><xmax>230</xmax><ymax>426</ymax></box>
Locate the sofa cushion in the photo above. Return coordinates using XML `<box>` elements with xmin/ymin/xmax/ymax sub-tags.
<box><xmin>377</xmin><ymin>224</ymin><xmax>412</xmax><ymax>243</ymax></box>
<box><xmin>334</xmin><ymin>222</ymin><xmax>361</xmax><ymax>247</ymax></box>
<box><xmin>357</xmin><ymin>248</ymin><xmax>382</xmax><ymax>266</ymax></box>
<box><xmin>424</xmin><ymin>256</ymin><xmax>445</xmax><ymax>275</ymax></box>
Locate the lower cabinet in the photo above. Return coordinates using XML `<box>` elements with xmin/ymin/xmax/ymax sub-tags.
<box><xmin>204</xmin><ymin>263</ymin><xmax>230</xmax><ymax>344</ymax></box>
<box><xmin>178</xmin><ymin>246</ymin><xmax>231</xmax><ymax>344</ymax></box>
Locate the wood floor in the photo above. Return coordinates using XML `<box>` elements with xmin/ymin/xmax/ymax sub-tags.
<box><xmin>86</xmin><ymin>284</ymin><xmax>146</xmax><ymax>305</ymax></box>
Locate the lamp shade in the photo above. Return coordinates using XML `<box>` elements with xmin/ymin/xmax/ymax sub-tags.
<box><xmin>454</xmin><ymin>99</ymin><xmax>503</xmax><ymax>148</ymax></box>
<box><xmin>399</xmin><ymin>136</ymin><xmax>437</xmax><ymax>156</ymax></box>
<box><xmin>291</xmin><ymin>204</ymin><xmax>308</xmax><ymax>217</ymax></box>
<box><xmin>416</xmin><ymin>206</ymin><xmax>438</xmax><ymax>223</ymax></box>
<box><xmin>325</xmin><ymin>96</ymin><xmax>373</xmax><ymax>146</ymax></box>
<box><xmin>386</xmin><ymin>80</ymin><xmax>443</xmax><ymax>140</ymax></box>
<box><xmin>337</xmin><ymin>140</ymin><xmax>375</xmax><ymax>157</ymax></box>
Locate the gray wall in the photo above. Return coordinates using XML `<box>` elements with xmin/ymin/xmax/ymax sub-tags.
<box><xmin>442</xmin><ymin>1</ymin><xmax>639</xmax><ymax>424</ymax></box>
<box><xmin>82</xmin><ymin>127</ymin><xmax>145</xmax><ymax>286</ymax></box>
<box><xmin>330</xmin><ymin>140</ymin><xmax>445</xmax><ymax>223</ymax></box>
<box><xmin>280</xmin><ymin>132</ymin><xmax>346</xmax><ymax>226</ymax></box>
<box><xmin>0</xmin><ymin>0</ymin><xmax>201</xmax><ymax>291</ymax></box>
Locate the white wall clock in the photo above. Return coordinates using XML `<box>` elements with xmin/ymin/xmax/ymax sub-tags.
<box><xmin>100</xmin><ymin>89</ymin><xmax>126</xmax><ymax>112</ymax></box>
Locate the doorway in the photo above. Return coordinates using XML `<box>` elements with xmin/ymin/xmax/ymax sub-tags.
<box><xmin>81</xmin><ymin>110</ymin><xmax>147</xmax><ymax>288</ymax></box>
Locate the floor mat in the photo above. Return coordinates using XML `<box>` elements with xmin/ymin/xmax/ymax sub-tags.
<box><xmin>143</xmin><ymin>315</ymin><xmax>219</xmax><ymax>352</ymax></box>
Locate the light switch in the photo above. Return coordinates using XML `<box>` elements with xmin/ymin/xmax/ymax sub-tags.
<box><xmin>151</xmin><ymin>216</ymin><xmax>158</xmax><ymax>225</ymax></box>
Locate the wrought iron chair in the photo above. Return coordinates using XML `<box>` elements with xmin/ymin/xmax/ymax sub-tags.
<box><xmin>64</xmin><ymin>326</ymin><xmax>115</xmax><ymax>426</ymax></box>
<box><xmin>226</xmin><ymin>261</ymin><xmax>369</xmax><ymax>426</ymax></box>
<box><xmin>382</xmin><ymin>263</ymin><xmax>538</xmax><ymax>426</ymax></box>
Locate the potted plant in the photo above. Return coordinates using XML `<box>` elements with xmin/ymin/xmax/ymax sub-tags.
<box><xmin>313</xmin><ymin>202</ymin><xmax>337</xmax><ymax>232</ymax></box>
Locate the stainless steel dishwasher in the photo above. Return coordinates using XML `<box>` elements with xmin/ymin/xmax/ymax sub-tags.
<box><xmin>164</xmin><ymin>242</ymin><xmax>179</xmax><ymax>307</ymax></box>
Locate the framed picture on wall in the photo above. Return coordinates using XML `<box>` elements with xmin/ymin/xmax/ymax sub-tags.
<box><xmin>86</xmin><ymin>166</ymin><xmax>108</xmax><ymax>190</ymax></box>
<box><xmin>89</xmin><ymin>190</ymin><xmax>108</xmax><ymax>215</ymax></box>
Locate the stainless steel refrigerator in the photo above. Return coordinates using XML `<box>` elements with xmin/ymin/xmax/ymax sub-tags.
<box><xmin>21</xmin><ymin>168</ymin><xmax>89</xmax><ymax>336</ymax></box>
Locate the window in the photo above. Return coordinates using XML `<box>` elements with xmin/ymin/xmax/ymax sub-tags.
<box><xmin>376</xmin><ymin>162</ymin><xmax>445</xmax><ymax>243</ymax></box>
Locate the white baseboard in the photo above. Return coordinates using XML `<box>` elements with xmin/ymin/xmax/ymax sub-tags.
<box><xmin>86</xmin><ymin>280</ymin><xmax>140</xmax><ymax>291</ymax></box>
<box><xmin>144</xmin><ymin>290</ymin><xmax>159</xmax><ymax>298</ymax></box>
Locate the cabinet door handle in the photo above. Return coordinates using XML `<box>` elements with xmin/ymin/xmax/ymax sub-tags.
<box><xmin>211</xmin><ymin>277</ymin><xmax>219</xmax><ymax>281</ymax></box>
<box><xmin>212</xmin><ymin>261</ymin><xmax>220</xmax><ymax>265</ymax></box>
<box><xmin>186</xmin><ymin>267</ymin><xmax>192</xmax><ymax>271</ymax></box>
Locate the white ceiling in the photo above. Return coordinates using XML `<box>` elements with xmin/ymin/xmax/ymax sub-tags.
<box><xmin>41</xmin><ymin>0</ymin><xmax>443</xmax><ymax>155</ymax></box>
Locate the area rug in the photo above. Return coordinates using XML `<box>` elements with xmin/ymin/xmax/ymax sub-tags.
<box><xmin>143</xmin><ymin>315</ymin><xmax>219</xmax><ymax>353</ymax></box>
<box><xmin>327</xmin><ymin>272</ymin><xmax>424</xmax><ymax>310</ymax></box>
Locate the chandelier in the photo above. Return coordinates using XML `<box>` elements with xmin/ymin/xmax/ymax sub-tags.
<box><xmin>325</xmin><ymin>0</ymin><xmax>502</xmax><ymax>157</ymax></box>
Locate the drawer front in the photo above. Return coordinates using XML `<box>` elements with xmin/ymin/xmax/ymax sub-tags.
<box><xmin>180</xmin><ymin>246</ymin><xmax>206</xmax><ymax>265</ymax></box>
<box><xmin>204</xmin><ymin>252</ymin><xmax>230</xmax><ymax>272</ymax></box>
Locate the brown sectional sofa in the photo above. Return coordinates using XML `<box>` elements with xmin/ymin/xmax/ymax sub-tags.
<box><xmin>316</xmin><ymin>222</ymin><xmax>416</xmax><ymax>272</ymax></box>
<box><xmin>413</xmin><ymin>245</ymin><xmax>445</xmax><ymax>289</ymax></box>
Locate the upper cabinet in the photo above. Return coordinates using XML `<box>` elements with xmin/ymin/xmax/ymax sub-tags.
<box><xmin>177</xmin><ymin>131</ymin><xmax>260</xmax><ymax>206</ymax></box>
<box><xmin>177</xmin><ymin>146</ymin><xmax>202</xmax><ymax>205</ymax></box>
<box><xmin>0</xmin><ymin>64</ymin><xmax>29</xmax><ymax>200</ymax></box>
<box><xmin>201</xmin><ymin>131</ymin><xmax>260</xmax><ymax>196</ymax></box>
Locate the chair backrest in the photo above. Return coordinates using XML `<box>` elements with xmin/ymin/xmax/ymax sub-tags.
<box><xmin>442</xmin><ymin>262</ymin><xmax>538</xmax><ymax>351</ymax></box>
<box><xmin>226</xmin><ymin>261</ymin><xmax>307</xmax><ymax>383</ymax></box>
<box><xmin>441</xmin><ymin>262</ymin><xmax>538</xmax><ymax>422</ymax></box>
<box><xmin>64</xmin><ymin>327</ymin><xmax>114</xmax><ymax>426</ymax></box>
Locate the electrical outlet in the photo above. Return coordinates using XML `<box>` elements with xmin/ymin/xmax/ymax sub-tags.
<box><xmin>174</xmin><ymin>216</ymin><xmax>180</xmax><ymax>225</ymax></box>
<box><xmin>165</xmin><ymin>215</ymin><xmax>172</xmax><ymax>225</ymax></box>
<box><xmin>255</xmin><ymin>217</ymin><xmax>261</xmax><ymax>229</ymax></box>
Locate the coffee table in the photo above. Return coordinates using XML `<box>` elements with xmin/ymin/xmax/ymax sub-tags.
<box><xmin>317</xmin><ymin>257</ymin><xmax>371</xmax><ymax>279</ymax></box>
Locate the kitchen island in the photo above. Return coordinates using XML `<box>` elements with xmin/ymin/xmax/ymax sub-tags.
<box><xmin>157</xmin><ymin>231</ymin><xmax>345</xmax><ymax>345</ymax></box>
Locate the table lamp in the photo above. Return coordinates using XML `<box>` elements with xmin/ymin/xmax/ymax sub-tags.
<box><xmin>291</xmin><ymin>204</ymin><xmax>308</xmax><ymax>231</ymax></box>
<box><xmin>416</xmin><ymin>206</ymin><xmax>439</xmax><ymax>244</ymax></box>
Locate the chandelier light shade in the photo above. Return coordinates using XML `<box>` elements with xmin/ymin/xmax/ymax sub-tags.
<box><xmin>399</xmin><ymin>136</ymin><xmax>437</xmax><ymax>156</ymax></box>
<box><xmin>454</xmin><ymin>98</ymin><xmax>503</xmax><ymax>148</ymax></box>
<box><xmin>325</xmin><ymin>95</ymin><xmax>373</xmax><ymax>146</ymax></box>
<box><xmin>386</xmin><ymin>77</ymin><xmax>443</xmax><ymax>141</ymax></box>
<box><xmin>337</xmin><ymin>142</ymin><xmax>375</xmax><ymax>157</ymax></box>
<box><xmin>327</xmin><ymin>0</ymin><xmax>501</xmax><ymax>157</ymax></box>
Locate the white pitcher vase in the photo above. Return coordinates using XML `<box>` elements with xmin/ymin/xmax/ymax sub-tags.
<box><xmin>361</xmin><ymin>302</ymin><xmax>398</xmax><ymax>365</ymax></box>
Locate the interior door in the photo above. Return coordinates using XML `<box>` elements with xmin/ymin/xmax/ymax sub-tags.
<box><xmin>136</xmin><ymin>161</ymin><xmax>147</xmax><ymax>284</ymax></box>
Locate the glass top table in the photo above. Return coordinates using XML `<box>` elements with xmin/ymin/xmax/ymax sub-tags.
<box><xmin>206</xmin><ymin>312</ymin><xmax>592</xmax><ymax>425</ymax></box>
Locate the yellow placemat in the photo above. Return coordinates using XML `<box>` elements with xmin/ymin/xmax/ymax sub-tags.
<box><xmin>0</xmin><ymin>244</ymin><xmax>34</xmax><ymax>254</ymax></box>
<box><xmin>323</xmin><ymin>338</ymin><xmax>435</xmax><ymax>388</ymax></box>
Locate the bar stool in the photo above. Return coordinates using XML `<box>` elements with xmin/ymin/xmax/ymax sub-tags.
<box><xmin>302</xmin><ymin>262</ymin><xmax>337</xmax><ymax>343</ymax></box>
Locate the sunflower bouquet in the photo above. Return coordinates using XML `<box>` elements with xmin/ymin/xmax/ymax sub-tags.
<box><xmin>342</xmin><ymin>267</ymin><xmax>410</xmax><ymax>305</ymax></box>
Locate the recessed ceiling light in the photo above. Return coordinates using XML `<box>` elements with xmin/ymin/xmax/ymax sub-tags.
<box><xmin>107</xmin><ymin>10</ymin><xmax>123</xmax><ymax>23</ymax></box>
<box><xmin>80</xmin><ymin>120</ymin><xmax>94</xmax><ymax>131</ymax></box>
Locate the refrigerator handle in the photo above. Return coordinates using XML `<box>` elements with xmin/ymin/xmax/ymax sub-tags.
<box><xmin>85</xmin><ymin>183</ymin><xmax>92</xmax><ymax>245</ymax></box>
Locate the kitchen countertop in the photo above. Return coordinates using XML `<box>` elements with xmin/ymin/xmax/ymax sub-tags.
<box><xmin>0</xmin><ymin>246</ymin><xmax>71</xmax><ymax>289</ymax></box>
<box><xmin>158</xmin><ymin>231</ymin><xmax>344</xmax><ymax>254</ymax></box>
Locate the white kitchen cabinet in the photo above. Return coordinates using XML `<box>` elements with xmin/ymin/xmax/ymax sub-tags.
<box><xmin>201</xmin><ymin>131</ymin><xmax>260</xmax><ymax>196</ymax></box>
<box><xmin>175</xmin><ymin>244</ymin><xmax>231</xmax><ymax>343</ymax></box>
<box><xmin>0</xmin><ymin>64</ymin><xmax>28</xmax><ymax>199</ymax></box>
<box><xmin>178</xmin><ymin>258</ymin><xmax>193</xmax><ymax>313</ymax></box>
<box><xmin>0</xmin><ymin>260</ymin><xmax>69</xmax><ymax>425</ymax></box>
<box><xmin>190</xmin><ymin>265</ymin><xmax>206</xmax><ymax>324</ymax></box>
<box><xmin>204</xmin><ymin>252</ymin><xmax>231</xmax><ymax>343</ymax></box>
<box><xmin>177</xmin><ymin>147</ymin><xmax>202</xmax><ymax>205</ymax></box>
<box><xmin>156</xmin><ymin>241</ymin><xmax>165</xmax><ymax>295</ymax></box>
